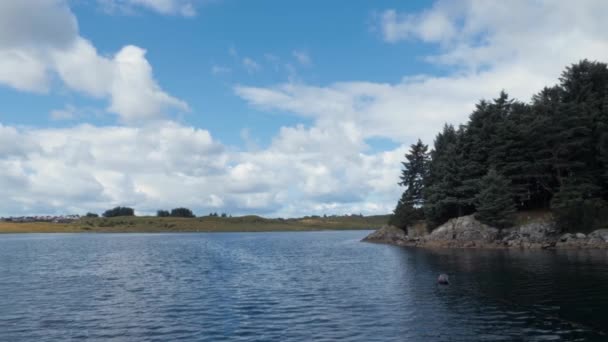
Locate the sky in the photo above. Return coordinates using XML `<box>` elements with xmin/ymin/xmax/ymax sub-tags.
<box><xmin>2</xmin><ymin>0</ymin><xmax>608</xmax><ymax>217</ymax></box>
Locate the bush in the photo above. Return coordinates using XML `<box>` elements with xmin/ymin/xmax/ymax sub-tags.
<box><xmin>157</xmin><ymin>210</ymin><xmax>170</xmax><ymax>217</ymax></box>
<box><xmin>170</xmin><ymin>208</ymin><xmax>195</xmax><ymax>218</ymax></box>
<box><xmin>85</xmin><ymin>212</ymin><xmax>99</xmax><ymax>218</ymax></box>
<box><xmin>103</xmin><ymin>206</ymin><xmax>135</xmax><ymax>217</ymax></box>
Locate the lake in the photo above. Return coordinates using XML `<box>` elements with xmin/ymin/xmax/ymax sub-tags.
<box><xmin>1</xmin><ymin>231</ymin><xmax>607</xmax><ymax>341</ymax></box>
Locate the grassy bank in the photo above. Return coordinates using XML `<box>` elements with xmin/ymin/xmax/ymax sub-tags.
<box><xmin>0</xmin><ymin>215</ymin><xmax>390</xmax><ymax>233</ymax></box>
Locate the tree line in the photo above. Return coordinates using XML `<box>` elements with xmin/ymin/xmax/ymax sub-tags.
<box><xmin>92</xmin><ymin>206</ymin><xmax>231</xmax><ymax>218</ymax></box>
<box><xmin>391</xmin><ymin>60</ymin><xmax>608</xmax><ymax>233</ymax></box>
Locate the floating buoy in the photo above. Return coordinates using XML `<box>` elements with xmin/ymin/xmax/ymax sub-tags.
<box><xmin>437</xmin><ymin>274</ymin><xmax>449</xmax><ymax>285</ymax></box>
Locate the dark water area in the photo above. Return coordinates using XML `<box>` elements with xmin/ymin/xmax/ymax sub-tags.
<box><xmin>1</xmin><ymin>231</ymin><xmax>608</xmax><ymax>341</ymax></box>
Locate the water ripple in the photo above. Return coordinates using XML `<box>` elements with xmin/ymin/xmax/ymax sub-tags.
<box><xmin>1</xmin><ymin>232</ymin><xmax>608</xmax><ymax>341</ymax></box>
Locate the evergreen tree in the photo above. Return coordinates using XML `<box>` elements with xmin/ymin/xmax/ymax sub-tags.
<box><xmin>394</xmin><ymin>59</ymin><xmax>608</xmax><ymax>232</ymax></box>
<box><xmin>423</xmin><ymin>125</ymin><xmax>468</xmax><ymax>227</ymax></box>
<box><xmin>390</xmin><ymin>139</ymin><xmax>429</xmax><ymax>230</ymax></box>
<box><xmin>474</xmin><ymin>169</ymin><xmax>516</xmax><ymax>228</ymax></box>
<box><xmin>398</xmin><ymin>139</ymin><xmax>430</xmax><ymax>206</ymax></box>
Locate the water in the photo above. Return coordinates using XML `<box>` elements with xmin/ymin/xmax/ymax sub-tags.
<box><xmin>1</xmin><ymin>231</ymin><xmax>607</xmax><ymax>341</ymax></box>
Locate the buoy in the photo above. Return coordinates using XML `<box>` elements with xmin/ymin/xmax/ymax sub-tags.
<box><xmin>437</xmin><ymin>274</ymin><xmax>449</xmax><ymax>285</ymax></box>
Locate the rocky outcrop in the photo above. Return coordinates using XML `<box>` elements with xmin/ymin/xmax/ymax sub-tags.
<box><xmin>361</xmin><ymin>225</ymin><xmax>408</xmax><ymax>244</ymax></box>
<box><xmin>555</xmin><ymin>229</ymin><xmax>608</xmax><ymax>249</ymax></box>
<box><xmin>424</xmin><ymin>215</ymin><xmax>499</xmax><ymax>248</ymax></box>
<box><xmin>362</xmin><ymin>214</ymin><xmax>608</xmax><ymax>249</ymax></box>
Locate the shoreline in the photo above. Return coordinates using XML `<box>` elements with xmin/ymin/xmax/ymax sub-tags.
<box><xmin>362</xmin><ymin>215</ymin><xmax>608</xmax><ymax>250</ymax></box>
<box><xmin>0</xmin><ymin>215</ymin><xmax>386</xmax><ymax>234</ymax></box>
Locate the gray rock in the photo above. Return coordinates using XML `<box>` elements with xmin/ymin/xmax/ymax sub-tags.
<box><xmin>427</xmin><ymin>215</ymin><xmax>499</xmax><ymax>243</ymax></box>
<box><xmin>362</xmin><ymin>225</ymin><xmax>407</xmax><ymax>244</ymax></box>
<box><xmin>517</xmin><ymin>221</ymin><xmax>558</xmax><ymax>242</ymax></box>
<box><xmin>560</xmin><ymin>233</ymin><xmax>572</xmax><ymax>242</ymax></box>
<box><xmin>575</xmin><ymin>233</ymin><xmax>587</xmax><ymax>239</ymax></box>
<box><xmin>589</xmin><ymin>229</ymin><xmax>608</xmax><ymax>242</ymax></box>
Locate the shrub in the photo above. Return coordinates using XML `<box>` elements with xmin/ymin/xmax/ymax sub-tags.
<box><xmin>170</xmin><ymin>208</ymin><xmax>195</xmax><ymax>218</ymax></box>
<box><xmin>85</xmin><ymin>212</ymin><xmax>99</xmax><ymax>218</ymax></box>
<box><xmin>103</xmin><ymin>206</ymin><xmax>135</xmax><ymax>217</ymax></box>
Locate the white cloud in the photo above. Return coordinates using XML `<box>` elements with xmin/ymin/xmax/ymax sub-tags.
<box><xmin>50</xmin><ymin>105</ymin><xmax>77</xmax><ymax>121</ymax></box>
<box><xmin>237</xmin><ymin>1</ymin><xmax>608</xmax><ymax>145</ymax></box>
<box><xmin>0</xmin><ymin>121</ymin><xmax>404</xmax><ymax>217</ymax></box>
<box><xmin>0</xmin><ymin>0</ymin><xmax>188</xmax><ymax>122</ymax></box>
<box><xmin>98</xmin><ymin>0</ymin><xmax>198</xmax><ymax>16</ymax></box>
<box><xmin>379</xmin><ymin>7</ymin><xmax>456</xmax><ymax>43</ymax></box>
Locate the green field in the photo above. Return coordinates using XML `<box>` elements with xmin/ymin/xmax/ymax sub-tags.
<box><xmin>0</xmin><ymin>215</ymin><xmax>390</xmax><ymax>233</ymax></box>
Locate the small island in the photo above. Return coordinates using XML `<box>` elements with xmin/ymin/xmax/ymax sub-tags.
<box><xmin>366</xmin><ymin>60</ymin><xmax>608</xmax><ymax>249</ymax></box>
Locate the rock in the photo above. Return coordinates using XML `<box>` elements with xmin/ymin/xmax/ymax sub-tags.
<box><xmin>588</xmin><ymin>229</ymin><xmax>608</xmax><ymax>242</ymax></box>
<box><xmin>575</xmin><ymin>233</ymin><xmax>587</xmax><ymax>239</ymax></box>
<box><xmin>427</xmin><ymin>215</ymin><xmax>499</xmax><ymax>245</ymax></box>
<box><xmin>541</xmin><ymin>242</ymin><xmax>555</xmax><ymax>249</ymax></box>
<box><xmin>517</xmin><ymin>221</ymin><xmax>558</xmax><ymax>242</ymax></box>
<box><xmin>362</xmin><ymin>225</ymin><xmax>408</xmax><ymax>244</ymax></box>
<box><xmin>560</xmin><ymin>233</ymin><xmax>572</xmax><ymax>242</ymax></box>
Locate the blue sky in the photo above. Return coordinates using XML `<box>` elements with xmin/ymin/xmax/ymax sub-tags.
<box><xmin>2</xmin><ymin>0</ymin><xmax>435</xmax><ymax>148</ymax></box>
<box><xmin>1</xmin><ymin>0</ymin><xmax>607</xmax><ymax>217</ymax></box>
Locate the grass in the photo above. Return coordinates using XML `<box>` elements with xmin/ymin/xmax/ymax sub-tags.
<box><xmin>0</xmin><ymin>215</ymin><xmax>390</xmax><ymax>233</ymax></box>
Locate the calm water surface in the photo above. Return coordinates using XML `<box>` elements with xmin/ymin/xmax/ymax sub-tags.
<box><xmin>1</xmin><ymin>231</ymin><xmax>608</xmax><ymax>341</ymax></box>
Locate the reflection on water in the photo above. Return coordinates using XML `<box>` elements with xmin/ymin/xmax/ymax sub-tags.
<box><xmin>0</xmin><ymin>232</ymin><xmax>607</xmax><ymax>341</ymax></box>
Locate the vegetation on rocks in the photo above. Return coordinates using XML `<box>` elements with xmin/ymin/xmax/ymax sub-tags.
<box><xmin>390</xmin><ymin>60</ymin><xmax>608</xmax><ymax>233</ymax></box>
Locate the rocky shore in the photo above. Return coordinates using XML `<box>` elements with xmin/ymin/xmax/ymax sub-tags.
<box><xmin>362</xmin><ymin>214</ymin><xmax>608</xmax><ymax>249</ymax></box>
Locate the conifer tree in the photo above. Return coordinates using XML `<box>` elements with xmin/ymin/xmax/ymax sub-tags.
<box><xmin>474</xmin><ymin>169</ymin><xmax>516</xmax><ymax>228</ymax></box>
<box><xmin>423</xmin><ymin>125</ymin><xmax>467</xmax><ymax>227</ymax></box>
<box><xmin>390</xmin><ymin>139</ymin><xmax>429</xmax><ymax>230</ymax></box>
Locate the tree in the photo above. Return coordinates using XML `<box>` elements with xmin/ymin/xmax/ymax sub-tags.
<box><xmin>389</xmin><ymin>191</ymin><xmax>422</xmax><ymax>229</ymax></box>
<box><xmin>474</xmin><ymin>169</ymin><xmax>517</xmax><ymax>228</ymax></box>
<box><xmin>157</xmin><ymin>210</ymin><xmax>170</xmax><ymax>217</ymax></box>
<box><xmin>85</xmin><ymin>212</ymin><xmax>99</xmax><ymax>218</ymax></box>
<box><xmin>170</xmin><ymin>208</ymin><xmax>195</xmax><ymax>218</ymax></box>
<box><xmin>551</xmin><ymin>178</ymin><xmax>608</xmax><ymax>232</ymax></box>
<box><xmin>390</xmin><ymin>139</ymin><xmax>430</xmax><ymax>230</ymax></box>
<box><xmin>424</xmin><ymin>125</ymin><xmax>469</xmax><ymax>227</ymax></box>
<box><xmin>103</xmin><ymin>207</ymin><xmax>134</xmax><ymax>217</ymax></box>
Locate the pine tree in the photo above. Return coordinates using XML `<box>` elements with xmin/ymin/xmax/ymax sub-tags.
<box><xmin>398</xmin><ymin>139</ymin><xmax>430</xmax><ymax>206</ymax></box>
<box><xmin>474</xmin><ymin>169</ymin><xmax>516</xmax><ymax>228</ymax></box>
<box><xmin>423</xmin><ymin>125</ymin><xmax>468</xmax><ymax>227</ymax></box>
<box><xmin>390</xmin><ymin>139</ymin><xmax>429</xmax><ymax>230</ymax></box>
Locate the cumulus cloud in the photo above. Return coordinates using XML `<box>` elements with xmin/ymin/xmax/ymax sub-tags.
<box><xmin>0</xmin><ymin>121</ymin><xmax>404</xmax><ymax>217</ymax></box>
<box><xmin>237</xmin><ymin>1</ymin><xmax>608</xmax><ymax>145</ymax></box>
<box><xmin>0</xmin><ymin>0</ymin><xmax>188</xmax><ymax>122</ymax></box>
